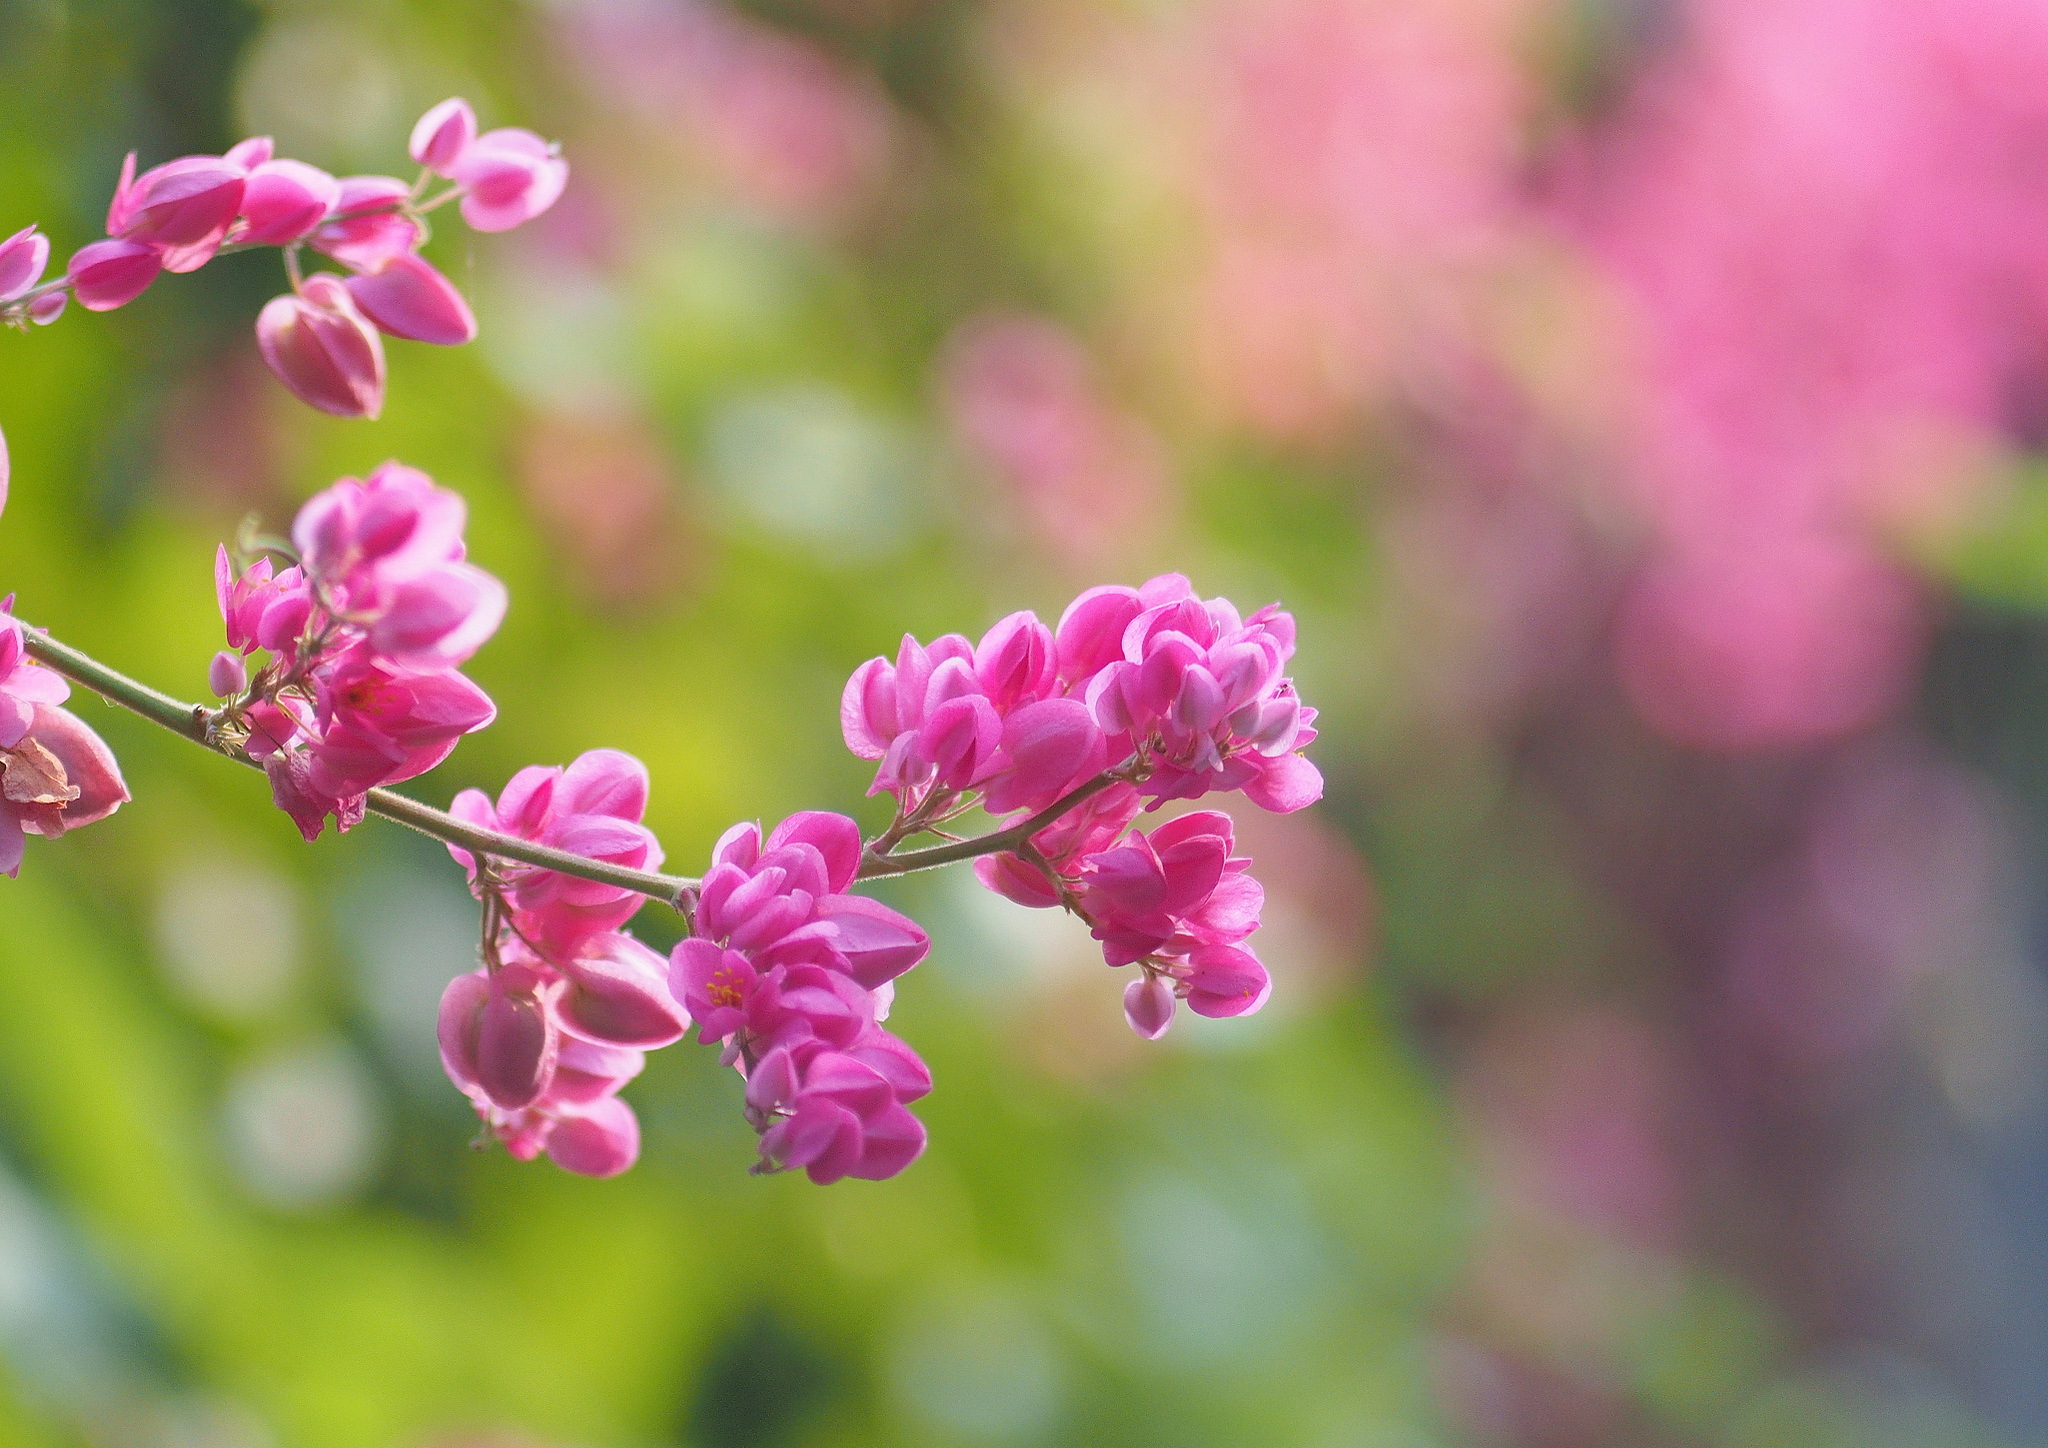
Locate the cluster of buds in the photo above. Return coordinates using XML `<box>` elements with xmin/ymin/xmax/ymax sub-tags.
<box><xmin>0</xmin><ymin>608</ymin><xmax>127</xmax><ymax>876</ymax></box>
<box><xmin>438</xmin><ymin>752</ymin><xmax>681</xmax><ymax>1177</ymax></box>
<box><xmin>672</xmin><ymin>813</ymin><xmax>932</xmax><ymax>1182</ymax></box>
<box><xmin>0</xmin><ymin>98</ymin><xmax>564</xmax><ymax>419</ymax></box>
<box><xmin>211</xmin><ymin>461</ymin><xmax>504</xmax><ymax>841</ymax></box>
<box><xmin>843</xmin><ymin>573</ymin><xmax>1319</xmax><ymax>1039</ymax></box>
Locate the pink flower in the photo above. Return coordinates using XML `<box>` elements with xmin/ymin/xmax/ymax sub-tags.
<box><xmin>1123</xmin><ymin>974</ymin><xmax>1177</xmax><ymax>1040</ymax></box>
<box><xmin>744</xmin><ymin>1043</ymin><xmax>927</xmax><ymax>1184</ymax></box>
<box><xmin>290</xmin><ymin>462</ymin><xmax>506</xmax><ymax>669</ymax></box>
<box><xmin>0</xmin><ymin>618</ymin><xmax>130</xmax><ymax>879</ymax></box>
<box><xmin>447</xmin><ymin>750</ymin><xmax>663</xmax><ymax>950</ymax></box>
<box><xmin>214</xmin><ymin>548</ymin><xmax>312</xmax><ymax>657</ymax></box>
<box><xmin>254</xmin><ymin>274</ymin><xmax>386</xmax><ymax>418</ymax></box>
<box><xmin>207</xmin><ymin>650</ymin><xmax>247</xmax><ymax>698</ymax></box>
<box><xmin>67</xmin><ymin>239</ymin><xmax>162</xmax><ymax>311</ymax></box>
<box><xmin>439</xmin><ymin>961</ymin><xmax>562</xmax><ymax>1110</ymax></box>
<box><xmin>410</xmin><ymin>98</ymin><xmax>479</xmax><ymax>175</ymax></box>
<box><xmin>449</xmin><ymin>129</ymin><xmax>568</xmax><ymax>233</ymax></box>
<box><xmin>235</xmin><ymin>159</ymin><xmax>343</xmax><ymax>247</ymax></box>
<box><xmin>555</xmin><ymin>930</ymin><xmax>690</xmax><ymax>1048</ymax></box>
<box><xmin>342</xmin><ymin>254</ymin><xmax>477</xmax><ymax>346</ymax></box>
<box><xmin>308</xmin><ymin>176</ymin><xmax>422</xmax><ymax>271</ymax></box>
<box><xmin>107</xmin><ymin>153</ymin><xmax>246</xmax><ymax>254</ymax></box>
<box><xmin>0</xmin><ymin>227</ymin><xmax>48</xmax><ymax>303</ymax></box>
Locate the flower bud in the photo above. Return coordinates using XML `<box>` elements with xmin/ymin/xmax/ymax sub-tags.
<box><xmin>449</xmin><ymin>129</ymin><xmax>568</xmax><ymax>232</ymax></box>
<box><xmin>410</xmin><ymin>98</ymin><xmax>478</xmax><ymax>174</ymax></box>
<box><xmin>309</xmin><ymin>176</ymin><xmax>421</xmax><ymax>271</ymax></box>
<box><xmin>0</xmin><ymin>227</ymin><xmax>49</xmax><ymax>303</ymax></box>
<box><xmin>67</xmin><ymin>239</ymin><xmax>162</xmax><ymax>311</ymax></box>
<box><xmin>341</xmin><ymin>253</ymin><xmax>477</xmax><ymax>345</ymax></box>
<box><xmin>27</xmin><ymin>291</ymin><xmax>65</xmax><ymax>325</ymax></box>
<box><xmin>110</xmin><ymin>154</ymin><xmax>246</xmax><ymax>248</ymax></box>
<box><xmin>254</xmin><ymin>275</ymin><xmax>386</xmax><ymax>418</ymax></box>
<box><xmin>544</xmin><ymin>1097</ymin><xmax>640</xmax><ymax>1178</ymax></box>
<box><xmin>1123</xmin><ymin>974</ymin><xmax>1177</xmax><ymax>1040</ymax></box>
<box><xmin>237</xmin><ymin>159</ymin><xmax>342</xmax><ymax>246</ymax></box>
<box><xmin>225</xmin><ymin>136</ymin><xmax>275</xmax><ymax>169</ymax></box>
<box><xmin>207</xmin><ymin>650</ymin><xmax>248</xmax><ymax>698</ymax></box>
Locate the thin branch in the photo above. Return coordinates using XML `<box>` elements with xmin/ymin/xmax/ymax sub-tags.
<box><xmin>18</xmin><ymin>623</ymin><xmax>700</xmax><ymax>910</ymax></box>
<box><xmin>857</xmin><ymin>773</ymin><xmax>1119</xmax><ymax>880</ymax></box>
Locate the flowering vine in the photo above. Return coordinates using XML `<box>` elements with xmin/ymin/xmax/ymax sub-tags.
<box><xmin>0</xmin><ymin>102</ymin><xmax>1323</xmax><ymax>1185</ymax></box>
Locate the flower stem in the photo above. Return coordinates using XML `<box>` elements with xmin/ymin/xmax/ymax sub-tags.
<box><xmin>857</xmin><ymin>774</ymin><xmax>1119</xmax><ymax>879</ymax></box>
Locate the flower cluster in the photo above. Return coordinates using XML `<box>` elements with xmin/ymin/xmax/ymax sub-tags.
<box><xmin>6</xmin><ymin>417</ymin><xmax>1321</xmax><ymax>1183</ymax></box>
<box><xmin>671</xmin><ymin>813</ymin><xmax>933</xmax><ymax>1183</ymax></box>
<box><xmin>213</xmin><ymin>461</ymin><xmax>504</xmax><ymax>841</ymax></box>
<box><xmin>0</xmin><ymin>607</ymin><xmax>128</xmax><ymax>877</ymax></box>
<box><xmin>0</xmin><ymin>98</ymin><xmax>564</xmax><ymax>420</ymax></box>
<box><xmin>437</xmin><ymin>751</ymin><xmax>682</xmax><ymax>1177</ymax></box>
<box><xmin>844</xmin><ymin>573</ymin><xmax>1318</xmax><ymax>1038</ymax></box>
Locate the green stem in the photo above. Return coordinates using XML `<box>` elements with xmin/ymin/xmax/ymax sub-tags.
<box><xmin>19</xmin><ymin>623</ymin><xmax>699</xmax><ymax>910</ymax></box>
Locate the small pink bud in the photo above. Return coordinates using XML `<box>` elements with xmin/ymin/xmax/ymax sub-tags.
<box><xmin>410</xmin><ymin>98</ymin><xmax>478</xmax><ymax>175</ymax></box>
<box><xmin>207</xmin><ymin>650</ymin><xmax>248</xmax><ymax>698</ymax></box>
<box><xmin>309</xmin><ymin>176</ymin><xmax>422</xmax><ymax>271</ymax></box>
<box><xmin>225</xmin><ymin>136</ymin><xmax>275</xmax><ymax>169</ymax></box>
<box><xmin>544</xmin><ymin>1097</ymin><xmax>640</xmax><ymax>1178</ymax></box>
<box><xmin>67</xmin><ymin>239</ymin><xmax>162</xmax><ymax>311</ymax></box>
<box><xmin>27</xmin><ymin>291</ymin><xmax>65</xmax><ymax>325</ymax></box>
<box><xmin>253</xmin><ymin>274</ymin><xmax>386</xmax><ymax>418</ymax></box>
<box><xmin>0</xmin><ymin>227</ymin><xmax>49</xmax><ymax>303</ymax></box>
<box><xmin>1123</xmin><ymin>974</ymin><xmax>1177</xmax><ymax>1040</ymax></box>
<box><xmin>449</xmin><ymin>129</ymin><xmax>568</xmax><ymax>233</ymax></box>
<box><xmin>341</xmin><ymin>253</ymin><xmax>477</xmax><ymax>345</ymax></box>
<box><xmin>236</xmin><ymin>159</ymin><xmax>342</xmax><ymax>246</ymax></box>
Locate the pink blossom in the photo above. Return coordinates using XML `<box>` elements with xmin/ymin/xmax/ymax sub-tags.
<box><xmin>447</xmin><ymin>750</ymin><xmax>663</xmax><ymax>949</ymax></box>
<box><xmin>439</xmin><ymin>961</ymin><xmax>562</xmax><ymax>1110</ymax></box>
<box><xmin>107</xmin><ymin>153</ymin><xmax>246</xmax><ymax>253</ymax></box>
<box><xmin>213</xmin><ymin>547</ymin><xmax>312</xmax><ymax>657</ymax></box>
<box><xmin>254</xmin><ymin>274</ymin><xmax>386</xmax><ymax>418</ymax></box>
<box><xmin>744</xmin><ymin>1043</ymin><xmax>927</xmax><ymax>1184</ymax></box>
<box><xmin>207</xmin><ymin>651</ymin><xmax>247</xmax><ymax>698</ymax></box>
<box><xmin>1123</xmin><ymin>973</ymin><xmax>1177</xmax><ymax>1040</ymax></box>
<box><xmin>449</xmin><ymin>129</ymin><xmax>568</xmax><ymax>233</ymax></box>
<box><xmin>67</xmin><ymin>239</ymin><xmax>161</xmax><ymax>311</ymax></box>
<box><xmin>342</xmin><ymin>254</ymin><xmax>477</xmax><ymax>346</ymax></box>
<box><xmin>291</xmin><ymin>462</ymin><xmax>506</xmax><ymax>669</ymax></box>
<box><xmin>410</xmin><ymin>98</ymin><xmax>479</xmax><ymax>175</ymax></box>
<box><xmin>0</xmin><ymin>227</ymin><xmax>48</xmax><ymax>303</ymax></box>
<box><xmin>0</xmin><ymin>617</ymin><xmax>130</xmax><ymax>878</ymax></box>
<box><xmin>26</xmin><ymin>291</ymin><xmax>63</xmax><ymax>325</ymax></box>
<box><xmin>555</xmin><ymin>931</ymin><xmax>690</xmax><ymax>1048</ymax></box>
<box><xmin>308</xmin><ymin>176</ymin><xmax>422</xmax><ymax>271</ymax></box>
<box><xmin>235</xmin><ymin>159</ymin><xmax>342</xmax><ymax>247</ymax></box>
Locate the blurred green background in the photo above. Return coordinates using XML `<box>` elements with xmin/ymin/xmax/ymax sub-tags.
<box><xmin>5</xmin><ymin>0</ymin><xmax>2048</xmax><ymax>1444</ymax></box>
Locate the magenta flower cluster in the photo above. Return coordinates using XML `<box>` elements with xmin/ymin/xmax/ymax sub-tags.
<box><xmin>0</xmin><ymin>97</ymin><xmax>563</xmax><ymax>420</ymax></box>
<box><xmin>673</xmin><ymin>813</ymin><xmax>933</xmax><ymax>1182</ymax></box>
<box><xmin>439</xmin><ymin>751</ymin><xmax>679</xmax><ymax>1177</ymax></box>
<box><xmin>214</xmin><ymin>462</ymin><xmax>503</xmax><ymax>841</ymax></box>
<box><xmin>843</xmin><ymin>573</ymin><xmax>1319</xmax><ymax>1040</ymax></box>
<box><xmin>0</xmin><ymin>105</ymin><xmax>1323</xmax><ymax>1188</ymax></box>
